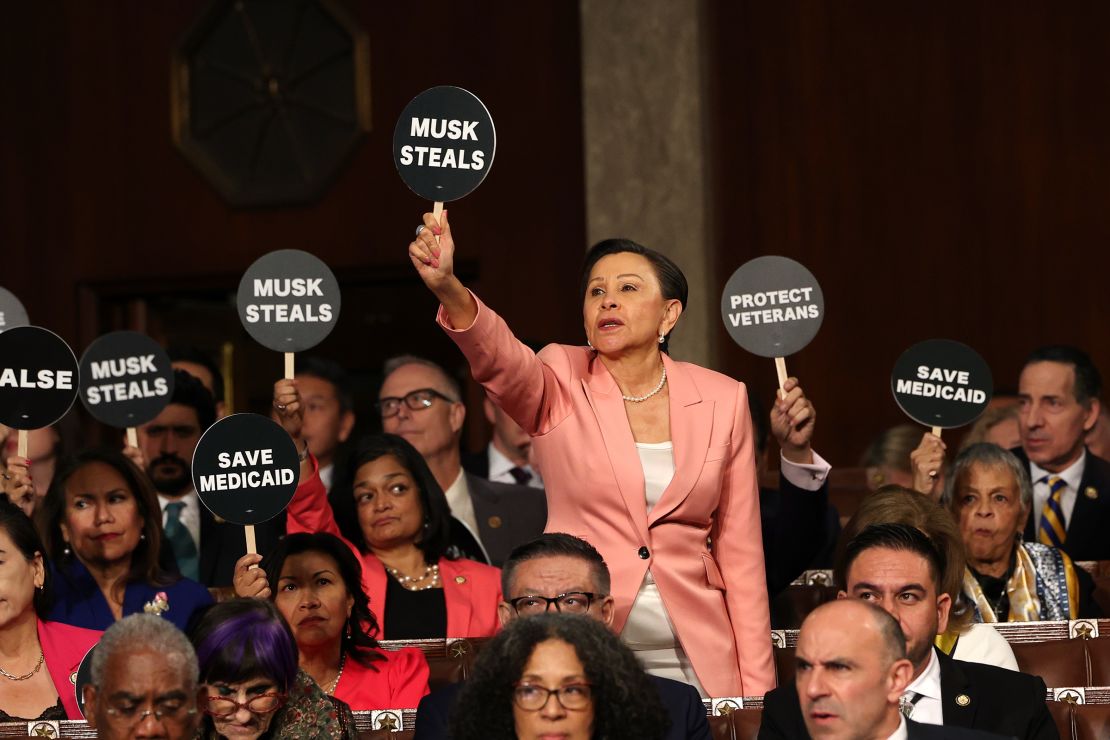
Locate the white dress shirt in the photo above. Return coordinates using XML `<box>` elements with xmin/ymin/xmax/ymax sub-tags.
<box><xmin>1030</xmin><ymin>453</ymin><xmax>1085</xmax><ymax>529</ymax></box>
<box><xmin>904</xmin><ymin>648</ymin><xmax>944</xmax><ymax>725</ymax></box>
<box><xmin>158</xmin><ymin>489</ymin><xmax>201</xmax><ymax>551</ymax></box>
<box><xmin>887</xmin><ymin>715</ymin><xmax>908</xmax><ymax>740</ymax></box>
<box><xmin>486</xmin><ymin>443</ymin><xmax>544</xmax><ymax>488</ymax></box>
<box><xmin>319</xmin><ymin>463</ymin><xmax>335</xmax><ymax>493</ymax></box>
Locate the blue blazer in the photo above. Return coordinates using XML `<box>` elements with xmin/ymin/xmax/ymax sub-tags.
<box><xmin>414</xmin><ymin>674</ymin><xmax>710</xmax><ymax>740</ymax></box>
<box><xmin>48</xmin><ymin>557</ymin><xmax>213</xmax><ymax>632</ymax></box>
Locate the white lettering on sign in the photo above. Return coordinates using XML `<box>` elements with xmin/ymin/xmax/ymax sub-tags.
<box><xmin>89</xmin><ymin>355</ymin><xmax>158</xmax><ymax>380</ymax></box>
<box><xmin>409</xmin><ymin>118</ymin><xmax>479</xmax><ymax>141</ymax></box>
<box><xmin>0</xmin><ymin>368</ymin><xmax>74</xmax><ymax>390</ymax></box>
<box><xmin>0</xmin><ymin>313</ymin><xmax>5</xmax><ymax>327</ymax></box>
<box><xmin>915</xmin><ymin>366</ymin><xmax>970</xmax><ymax>385</ymax></box>
<box><xmin>894</xmin><ymin>378</ymin><xmax>987</xmax><ymax>404</ymax></box>
<box><xmin>217</xmin><ymin>449</ymin><xmax>275</xmax><ymax>468</ymax></box>
<box><xmin>198</xmin><ymin>468</ymin><xmax>296</xmax><ymax>492</ymax></box>
<box><xmin>725</xmin><ymin>287</ymin><xmax>820</xmax><ymax>327</ymax></box>
<box><xmin>252</xmin><ymin>279</ymin><xmax>324</xmax><ymax>298</ymax></box>
<box><xmin>85</xmin><ymin>378</ymin><xmax>169</xmax><ymax>405</ymax></box>
<box><xmin>244</xmin><ymin>304</ymin><xmax>333</xmax><ymax>324</ymax></box>
<box><xmin>398</xmin><ymin>145</ymin><xmax>486</xmax><ymax>170</ymax></box>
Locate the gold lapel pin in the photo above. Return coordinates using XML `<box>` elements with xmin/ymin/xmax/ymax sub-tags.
<box><xmin>455</xmin><ymin>575</ymin><xmax>467</xmax><ymax>584</ymax></box>
<box><xmin>955</xmin><ymin>694</ymin><xmax>971</xmax><ymax>707</ymax></box>
<box><xmin>488</xmin><ymin>516</ymin><xmax>503</xmax><ymax>529</ymax></box>
<box><xmin>1085</xmin><ymin>486</ymin><xmax>1098</xmax><ymax>500</ymax></box>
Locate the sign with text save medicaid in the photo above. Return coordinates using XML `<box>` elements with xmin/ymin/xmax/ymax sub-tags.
<box><xmin>720</xmin><ymin>256</ymin><xmax>824</xmax><ymax>358</ymax></box>
<box><xmin>237</xmin><ymin>250</ymin><xmax>341</xmax><ymax>353</ymax></box>
<box><xmin>393</xmin><ymin>86</ymin><xmax>496</xmax><ymax>202</ymax></box>
<box><xmin>192</xmin><ymin>414</ymin><xmax>299</xmax><ymax>526</ymax></box>
<box><xmin>79</xmin><ymin>331</ymin><xmax>174</xmax><ymax>427</ymax></box>
<box><xmin>891</xmin><ymin>339</ymin><xmax>993</xmax><ymax>428</ymax></box>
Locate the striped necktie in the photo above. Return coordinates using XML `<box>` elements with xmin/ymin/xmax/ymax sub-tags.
<box><xmin>1038</xmin><ymin>475</ymin><xmax>1068</xmax><ymax>548</ymax></box>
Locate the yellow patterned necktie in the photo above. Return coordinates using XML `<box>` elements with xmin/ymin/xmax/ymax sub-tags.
<box><xmin>1038</xmin><ymin>475</ymin><xmax>1067</xmax><ymax>547</ymax></box>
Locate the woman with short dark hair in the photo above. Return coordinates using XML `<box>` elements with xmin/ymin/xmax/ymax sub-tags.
<box><xmin>191</xmin><ymin>598</ymin><xmax>354</xmax><ymax>739</ymax></box>
<box><xmin>451</xmin><ymin>613</ymin><xmax>667</xmax><ymax>740</ymax></box>
<box><xmin>36</xmin><ymin>448</ymin><xmax>212</xmax><ymax>631</ymax></box>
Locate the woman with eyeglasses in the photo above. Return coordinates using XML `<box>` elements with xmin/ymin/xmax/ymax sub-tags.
<box><xmin>190</xmin><ymin>598</ymin><xmax>354</xmax><ymax>739</ymax></box>
<box><xmin>451</xmin><ymin>613</ymin><xmax>666</xmax><ymax>740</ymax></box>
<box><xmin>271</xmin><ymin>382</ymin><xmax>501</xmax><ymax>640</ymax></box>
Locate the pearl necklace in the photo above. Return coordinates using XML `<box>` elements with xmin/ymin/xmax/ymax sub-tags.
<box><xmin>327</xmin><ymin>654</ymin><xmax>346</xmax><ymax>695</ymax></box>
<box><xmin>622</xmin><ymin>366</ymin><xmax>667</xmax><ymax>403</ymax></box>
<box><xmin>0</xmin><ymin>650</ymin><xmax>43</xmax><ymax>681</ymax></box>
<box><xmin>388</xmin><ymin>563</ymin><xmax>441</xmax><ymax>591</ymax></box>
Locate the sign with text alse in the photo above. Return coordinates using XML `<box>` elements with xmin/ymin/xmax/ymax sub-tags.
<box><xmin>0</xmin><ymin>326</ymin><xmax>79</xmax><ymax>429</ymax></box>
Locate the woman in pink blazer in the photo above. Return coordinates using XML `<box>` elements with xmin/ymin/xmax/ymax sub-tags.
<box><xmin>408</xmin><ymin>213</ymin><xmax>775</xmax><ymax>698</ymax></box>
<box><xmin>270</xmin><ymin>388</ymin><xmax>502</xmax><ymax>640</ymax></box>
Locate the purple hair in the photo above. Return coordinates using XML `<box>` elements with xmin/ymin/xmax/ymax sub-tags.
<box><xmin>190</xmin><ymin>599</ymin><xmax>299</xmax><ymax>693</ymax></box>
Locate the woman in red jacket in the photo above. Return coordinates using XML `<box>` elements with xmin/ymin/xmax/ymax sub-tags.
<box><xmin>271</xmin><ymin>380</ymin><xmax>501</xmax><ymax>640</ymax></box>
<box><xmin>0</xmin><ymin>500</ymin><xmax>99</xmax><ymax>721</ymax></box>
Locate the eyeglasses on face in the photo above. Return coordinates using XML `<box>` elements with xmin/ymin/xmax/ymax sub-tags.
<box><xmin>376</xmin><ymin>388</ymin><xmax>455</xmax><ymax>418</ymax></box>
<box><xmin>203</xmin><ymin>692</ymin><xmax>285</xmax><ymax>717</ymax></box>
<box><xmin>105</xmin><ymin>701</ymin><xmax>197</xmax><ymax>726</ymax></box>
<box><xmin>508</xmin><ymin>592</ymin><xmax>598</xmax><ymax>616</ymax></box>
<box><xmin>513</xmin><ymin>682</ymin><xmax>593</xmax><ymax>711</ymax></box>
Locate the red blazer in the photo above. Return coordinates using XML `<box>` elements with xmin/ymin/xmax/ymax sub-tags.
<box><xmin>39</xmin><ymin>618</ymin><xmax>101</xmax><ymax>719</ymax></box>
<box><xmin>286</xmin><ymin>462</ymin><xmax>502</xmax><ymax>639</ymax></box>
<box><xmin>439</xmin><ymin>294</ymin><xmax>775</xmax><ymax>697</ymax></box>
<box><xmin>334</xmin><ymin>645</ymin><xmax>429</xmax><ymax>710</ymax></box>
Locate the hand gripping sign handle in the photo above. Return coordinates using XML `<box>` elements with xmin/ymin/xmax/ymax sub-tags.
<box><xmin>17</xmin><ymin>431</ymin><xmax>27</xmax><ymax>459</ymax></box>
<box><xmin>775</xmin><ymin>357</ymin><xmax>788</xmax><ymax>400</ymax></box>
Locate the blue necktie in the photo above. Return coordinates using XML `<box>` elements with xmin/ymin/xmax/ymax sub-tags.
<box><xmin>1038</xmin><ymin>476</ymin><xmax>1068</xmax><ymax>548</ymax></box>
<box><xmin>164</xmin><ymin>501</ymin><xmax>199</xmax><ymax>581</ymax></box>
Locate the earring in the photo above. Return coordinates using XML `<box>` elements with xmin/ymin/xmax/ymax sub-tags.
<box><xmin>658</xmin><ymin>333</ymin><xmax>665</xmax><ymax>344</ymax></box>
<box><xmin>140</xmin><ymin>533</ymin><xmax>146</xmax><ymax>541</ymax></box>
<box><xmin>63</xmin><ymin>546</ymin><xmax>71</xmax><ymax>557</ymax></box>
<box><xmin>587</xmin><ymin>338</ymin><xmax>594</xmax><ymax>350</ymax></box>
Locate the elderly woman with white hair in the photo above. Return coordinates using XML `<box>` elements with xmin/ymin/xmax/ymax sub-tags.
<box><xmin>943</xmin><ymin>443</ymin><xmax>1101</xmax><ymax>621</ymax></box>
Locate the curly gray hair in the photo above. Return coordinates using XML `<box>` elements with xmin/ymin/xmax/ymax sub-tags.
<box><xmin>942</xmin><ymin>442</ymin><xmax>1033</xmax><ymax>512</ymax></box>
<box><xmin>91</xmin><ymin>614</ymin><xmax>199</xmax><ymax>689</ymax></box>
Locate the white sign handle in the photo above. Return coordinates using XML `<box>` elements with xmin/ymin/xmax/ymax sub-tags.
<box><xmin>284</xmin><ymin>353</ymin><xmax>295</xmax><ymax>381</ymax></box>
<box><xmin>432</xmin><ymin>201</ymin><xmax>444</xmax><ymax>244</ymax></box>
<box><xmin>126</xmin><ymin>427</ymin><xmax>139</xmax><ymax>449</ymax></box>
<box><xmin>245</xmin><ymin>524</ymin><xmax>257</xmax><ymax>556</ymax></box>
<box><xmin>931</xmin><ymin>425</ymin><xmax>942</xmax><ymax>439</ymax></box>
<box><xmin>16</xmin><ymin>430</ymin><xmax>27</xmax><ymax>459</ymax></box>
<box><xmin>774</xmin><ymin>356</ymin><xmax>788</xmax><ymax>400</ymax></box>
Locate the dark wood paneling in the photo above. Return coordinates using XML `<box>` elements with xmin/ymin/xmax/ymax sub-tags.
<box><xmin>706</xmin><ymin>1</ymin><xmax>1110</xmax><ymax>466</ymax></box>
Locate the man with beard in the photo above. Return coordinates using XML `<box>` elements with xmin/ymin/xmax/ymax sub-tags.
<box><xmin>135</xmin><ymin>370</ymin><xmax>284</xmax><ymax>586</ymax></box>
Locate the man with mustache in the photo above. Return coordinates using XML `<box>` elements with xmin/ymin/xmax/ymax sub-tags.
<box><xmin>135</xmin><ymin>370</ymin><xmax>284</xmax><ymax>586</ymax></box>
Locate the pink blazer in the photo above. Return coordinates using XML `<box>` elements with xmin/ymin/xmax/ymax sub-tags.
<box><xmin>39</xmin><ymin>618</ymin><xmax>101</xmax><ymax>719</ymax></box>
<box><xmin>286</xmin><ymin>463</ymin><xmax>502</xmax><ymax>639</ymax></box>
<box><xmin>440</xmin><ymin>295</ymin><xmax>775</xmax><ymax>697</ymax></box>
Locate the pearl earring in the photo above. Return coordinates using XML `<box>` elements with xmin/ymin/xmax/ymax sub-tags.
<box><xmin>658</xmin><ymin>333</ymin><xmax>665</xmax><ymax>344</ymax></box>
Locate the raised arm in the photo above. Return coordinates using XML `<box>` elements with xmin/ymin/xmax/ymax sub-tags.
<box><xmin>409</xmin><ymin>209</ymin><xmax>478</xmax><ymax>329</ymax></box>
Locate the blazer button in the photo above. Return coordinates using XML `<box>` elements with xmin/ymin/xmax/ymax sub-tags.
<box><xmin>638</xmin><ymin>546</ymin><xmax>650</xmax><ymax>560</ymax></box>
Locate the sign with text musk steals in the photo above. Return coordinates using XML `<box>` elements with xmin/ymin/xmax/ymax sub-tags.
<box><xmin>237</xmin><ymin>250</ymin><xmax>341</xmax><ymax>353</ymax></box>
<box><xmin>0</xmin><ymin>287</ymin><xmax>29</xmax><ymax>333</ymax></box>
<box><xmin>191</xmin><ymin>414</ymin><xmax>299</xmax><ymax>526</ymax></box>
<box><xmin>79</xmin><ymin>332</ymin><xmax>174</xmax><ymax>427</ymax></box>
<box><xmin>720</xmin><ymin>256</ymin><xmax>825</xmax><ymax>357</ymax></box>
<box><xmin>393</xmin><ymin>86</ymin><xmax>496</xmax><ymax>202</ymax></box>
<box><xmin>0</xmin><ymin>326</ymin><xmax>79</xmax><ymax>429</ymax></box>
<box><xmin>891</xmin><ymin>339</ymin><xmax>993</xmax><ymax>428</ymax></box>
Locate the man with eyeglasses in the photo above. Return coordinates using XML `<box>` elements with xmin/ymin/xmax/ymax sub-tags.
<box><xmin>378</xmin><ymin>355</ymin><xmax>546</xmax><ymax>566</ymax></box>
<box><xmin>84</xmin><ymin>614</ymin><xmax>202</xmax><ymax>739</ymax></box>
<box><xmin>414</xmin><ymin>533</ymin><xmax>711</xmax><ymax>739</ymax></box>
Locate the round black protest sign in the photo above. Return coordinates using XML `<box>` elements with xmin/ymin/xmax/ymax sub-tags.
<box><xmin>393</xmin><ymin>86</ymin><xmax>496</xmax><ymax>202</ymax></box>
<box><xmin>891</xmin><ymin>339</ymin><xmax>993</xmax><ymax>428</ymax></box>
<box><xmin>0</xmin><ymin>288</ymin><xmax>29</xmax><ymax>333</ymax></box>
<box><xmin>192</xmin><ymin>413</ymin><xmax>299</xmax><ymax>526</ymax></box>
<box><xmin>720</xmin><ymin>256</ymin><xmax>825</xmax><ymax>358</ymax></box>
<box><xmin>0</xmin><ymin>326</ymin><xmax>79</xmax><ymax>429</ymax></box>
<box><xmin>79</xmin><ymin>331</ymin><xmax>175</xmax><ymax>427</ymax></box>
<box><xmin>237</xmin><ymin>249</ymin><xmax>341</xmax><ymax>353</ymax></box>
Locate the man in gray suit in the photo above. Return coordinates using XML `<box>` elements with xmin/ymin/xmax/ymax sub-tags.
<box><xmin>378</xmin><ymin>355</ymin><xmax>546</xmax><ymax>566</ymax></box>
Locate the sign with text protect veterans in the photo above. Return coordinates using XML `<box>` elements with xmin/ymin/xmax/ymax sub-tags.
<box><xmin>0</xmin><ymin>288</ymin><xmax>29</xmax><ymax>333</ymax></box>
<box><xmin>891</xmin><ymin>339</ymin><xmax>993</xmax><ymax>428</ymax></box>
<box><xmin>191</xmin><ymin>414</ymin><xmax>299</xmax><ymax>526</ymax></box>
<box><xmin>393</xmin><ymin>86</ymin><xmax>496</xmax><ymax>202</ymax></box>
<box><xmin>237</xmin><ymin>249</ymin><xmax>341</xmax><ymax>353</ymax></box>
<box><xmin>720</xmin><ymin>256</ymin><xmax>825</xmax><ymax>358</ymax></box>
<box><xmin>0</xmin><ymin>326</ymin><xmax>79</xmax><ymax>429</ymax></box>
<box><xmin>79</xmin><ymin>331</ymin><xmax>174</xmax><ymax>428</ymax></box>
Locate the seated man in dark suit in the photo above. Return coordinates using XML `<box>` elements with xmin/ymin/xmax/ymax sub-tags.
<box><xmin>793</xmin><ymin>599</ymin><xmax>1008</xmax><ymax>739</ymax></box>
<box><xmin>414</xmin><ymin>534</ymin><xmax>710</xmax><ymax>740</ymax></box>
<box><xmin>1012</xmin><ymin>345</ymin><xmax>1110</xmax><ymax>561</ymax></box>
<box><xmin>760</xmin><ymin>523</ymin><xmax>1057</xmax><ymax>739</ymax></box>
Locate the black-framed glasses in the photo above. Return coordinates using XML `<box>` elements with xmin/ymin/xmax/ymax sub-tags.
<box><xmin>513</xmin><ymin>682</ymin><xmax>593</xmax><ymax>711</ymax></box>
<box><xmin>508</xmin><ymin>592</ymin><xmax>598</xmax><ymax>616</ymax></box>
<box><xmin>203</xmin><ymin>692</ymin><xmax>286</xmax><ymax>717</ymax></box>
<box><xmin>376</xmin><ymin>388</ymin><xmax>455</xmax><ymax>418</ymax></box>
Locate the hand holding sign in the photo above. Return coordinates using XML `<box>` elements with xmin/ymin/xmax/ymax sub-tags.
<box><xmin>771</xmin><ymin>377</ymin><xmax>817</xmax><ymax>465</ymax></box>
<box><xmin>0</xmin><ymin>326</ymin><xmax>80</xmax><ymax>460</ymax></box>
<box><xmin>909</xmin><ymin>432</ymin><xmax>947</xmax><ymax>499</ymax></box>
<box><xmin>891</xmin><ymin>339</ymin><xmax>993</xmax><ymax>440</ymax></box>
<box><xmin>720</xmin><ymin>256</ymin><xmax>825</xmax><ymax>397</ymax></box>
